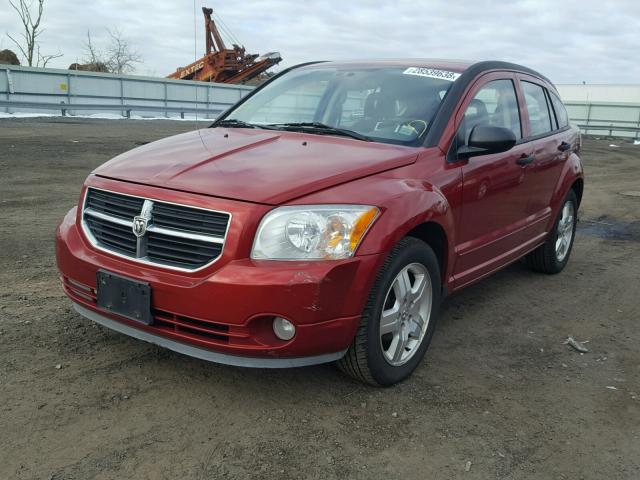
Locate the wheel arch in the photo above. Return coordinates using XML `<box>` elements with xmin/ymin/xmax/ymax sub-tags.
<box><xmin>548</xmin><ymin>152</ymin><xmax>584</xmax><ymax>230</ymax></box>
<box><xmin>405</xmin><ymin>221</ymin><xmax>449</xmax><ymax>288</ymax></box>
<box><xmin>571</xmin><ymin>177</ymin><xmax>584</xmax><ymax>208</ymax></box>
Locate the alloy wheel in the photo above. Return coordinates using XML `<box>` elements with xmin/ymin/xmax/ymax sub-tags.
<box><xmin>379</xmin><ymin>263</ymin><xmax>432</xmax><ymax>366</ymax></box>
<box><xmin>555</xmin><ymin>201</ymin><xmax>575</xmax><ymax>262</ymax></box>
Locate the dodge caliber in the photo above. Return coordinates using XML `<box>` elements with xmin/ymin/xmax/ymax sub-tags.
<box><xmin>56</xmin><ymin>60</ymin><xmax>584</xmax><ymax>385</ymax></box>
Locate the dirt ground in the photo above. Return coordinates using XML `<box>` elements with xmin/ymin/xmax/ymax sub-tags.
<box><xmin>1</xmin><ymin>117</ymin><xmax>638</xmax><ymax>480</ymax></box>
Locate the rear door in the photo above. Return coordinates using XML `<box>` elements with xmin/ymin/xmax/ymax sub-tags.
<box><xmin>516</xmin><ymin>76</ymin><xmax>573</xmax><ymax>236</ymax></box>
<box><xmin>450</xmin><ymin>72</ymin><xmax>535</xmax><ymax>287</ymax></box>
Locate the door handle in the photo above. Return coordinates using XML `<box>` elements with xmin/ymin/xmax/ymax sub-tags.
<box><xmin>516</xmin><ymin>154</ymin><xmax>535</xmax><ymax>166</ymax></box>
<box><xmin>558</xmin><ymin>141</ymin><xmax>571</xmax><ymax>152</ymax></box>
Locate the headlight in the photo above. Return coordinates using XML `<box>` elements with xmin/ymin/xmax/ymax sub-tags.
<box><xmin>251</xmin><ymin>205</ymin><xmax>379</xmax><ymax>260</ymax></box>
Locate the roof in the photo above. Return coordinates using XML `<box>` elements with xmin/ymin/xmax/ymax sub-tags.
<box><xmin>303</xmin><ymin>59</ymin><xmax>551</xmax><ymax>85</ymax></box>
<box><xmin>317</xmin><ymin>58</ymin><xmax>475</xmax><ymax>73</ymax></box>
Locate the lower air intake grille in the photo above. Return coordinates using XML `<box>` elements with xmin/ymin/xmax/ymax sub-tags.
<box><xmin>81</xmin><ymin>188</ymin><xmax>230</xmax><ymax>270</ymax></box>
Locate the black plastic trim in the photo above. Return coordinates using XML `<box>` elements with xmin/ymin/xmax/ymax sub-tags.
<box><xmin>545</xmin><ymin>87</ymin><xmax>559</xmax><ymax>130</ymax></box>
<box><xmin>522</xmin><ymin>125</ymin><xmax>572</xmax><ymax>143</ymax></box>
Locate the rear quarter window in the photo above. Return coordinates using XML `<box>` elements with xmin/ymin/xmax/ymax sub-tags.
<box><xmin>549</xmin><ymin>91</ymin><xmax>569</xmax><ymax>128</ymax></box>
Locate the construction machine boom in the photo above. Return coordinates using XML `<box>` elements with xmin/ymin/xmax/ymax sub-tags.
<box><xmin>168</xmin><ymin>7</ymin><xmax>281</xmax><ymax>84</ymax></box>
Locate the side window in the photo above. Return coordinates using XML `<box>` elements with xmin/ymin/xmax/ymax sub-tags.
<box><xmin>521</xmin><ymin>81</ymin><xmax>553</xmax><ymax>136</ymax></box>
<box><xmin>549</xmin><ymin>91</ymin><xmax>569</xmax><ymax>128</ymax></box>
<box><xmin>460</xmin><ymin>79</ymin><xmax>521</xmax><ymax>144</ymax></box>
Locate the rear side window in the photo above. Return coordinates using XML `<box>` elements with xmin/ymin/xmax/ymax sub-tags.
<box><xmin>460</xmin><ymin>79</ymin><xmax>522</xmax><ymax>144</ymax></box>
<box><xmin>521</xmin><ymin>81</ymin><xmax>553</xmax><ymax>136</ymax></box>
<box><xmin>549</xmin><ymin>91</ymin><xmax>569</xmax><ymax>128</ymax></box>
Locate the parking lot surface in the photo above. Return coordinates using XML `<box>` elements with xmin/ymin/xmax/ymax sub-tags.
<box><xmin>1</xmin><ymin>118</ymin><xmax>638</xmax><ymax>479</ymax></box>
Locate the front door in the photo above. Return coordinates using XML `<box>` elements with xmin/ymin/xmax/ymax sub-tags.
<box><xmin>451</xmin><ymin>74</ymin><xmax>534</xmax><ymax>288</ymax></box>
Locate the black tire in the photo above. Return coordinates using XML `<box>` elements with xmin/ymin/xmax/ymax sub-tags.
<box><xmin>525</xmin><ymin>189</ymin><xmax>578</xmax><ymax>274</ymax></box>
<box><xmin>337</xmin><ymin>237</ymin><xmax>441</xmax><ymax>386</ymax></box>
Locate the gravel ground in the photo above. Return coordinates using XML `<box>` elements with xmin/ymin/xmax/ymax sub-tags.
<box><xmin>1</xmin><ymin>117</ymin><xmax>639</xmax><ymax>480</ymax></box>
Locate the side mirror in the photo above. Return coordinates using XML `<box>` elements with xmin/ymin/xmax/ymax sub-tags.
<box><xmin>457</xmin><ymin>125</ymin><xmax>517</xmax><ymax>158</ymax></box>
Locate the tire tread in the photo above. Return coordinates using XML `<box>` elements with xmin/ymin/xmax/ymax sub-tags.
<box><xmin>337</xmin><ymin>237</ymin><xmax>425</xmax><ymax>386</ymax></box>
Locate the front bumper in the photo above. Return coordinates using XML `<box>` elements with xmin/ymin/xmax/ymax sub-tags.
<box><xmin>72</xmin><ymin>303</ymin><xmax>346</xmax><ymax>367</ymax></box>
<box><xmin>56</xmin><ymin>205</ymin><xmax>382</xmax><ymax>365</ymax></box>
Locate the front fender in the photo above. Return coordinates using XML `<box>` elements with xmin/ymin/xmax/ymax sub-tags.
<box><xmin>356</xmin><ymin>181</ymin><xmax>454</xmax><ymax>256</ymax></box>
<box><xmin>290</xmin><ymin>162</ymin><xmax>461</xmax><ymax>290</ymax></box>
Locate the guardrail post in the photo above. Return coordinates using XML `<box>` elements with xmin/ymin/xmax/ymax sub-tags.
<box><xmin>120</xmin><ymin>77</ymin><xmax>125</xmax><ymax>118</ymax></box>
<box><xmin>5</xmin><ymin>67</ymin><xmax>13</xmax><ymax>114</ymax></box>
<box><xmin>163</xmin><ymin>82</ymin><xmax>168</xmax><ymax>118</ymax></box>
<box><xmin>67</xmin><ymin>72</ymin><xmax>72</xmax><ymax>115</ymax></box>
<box><xmin>207</xmin><ymin>86</ymin><xmax>211</xmax><ymax>120</ymax></box>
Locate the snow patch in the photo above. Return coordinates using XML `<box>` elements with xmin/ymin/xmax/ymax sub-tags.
<box><xmin>0</xmin><ymin>112</ymin><xmax>58</xmax><ymax>119</ymax></box>
<box><xmin>0</xmin><ymin>111</ymin><xmax>213</xmax><ymax>121</ymax></box>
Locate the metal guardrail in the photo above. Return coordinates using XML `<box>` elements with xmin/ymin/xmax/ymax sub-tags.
<box><xmin>576</xmin><ymin>124</ymin><xmax>640</xmax><ymax>138</ymax></box>
<box><xmin>1</xmin><ymin>65</ymin><xmax>252</xmax><ymax>119</ymax></box>
<box><xmin>565</xmin><ymin>101</ymin><xmax>640</xmax><ymax>139</ymax></box>
<box><xmin>0</xmin><ymin>99</ymin><xmax>226</xmax><ymax>119</ymax></box>
<box><xmin>2</xmin><ymin>66</ymin><xmax>640</xmax><ymax>138</ymax></box>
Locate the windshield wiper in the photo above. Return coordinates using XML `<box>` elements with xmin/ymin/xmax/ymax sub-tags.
<box><xmin>267</xmin><ymin>122</ymin><xmax>372</xmax><ymax>142</ymax></box>
<box><xmin>212</xmin><ymin>119</ymin><xmax>279</xmax><ymax>130</ymax></box>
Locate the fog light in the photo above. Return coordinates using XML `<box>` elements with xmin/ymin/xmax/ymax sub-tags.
<box><xmin>273</xmin><ymin>317</ymin><xmax>296</xmax><ymax>341</ymax></box>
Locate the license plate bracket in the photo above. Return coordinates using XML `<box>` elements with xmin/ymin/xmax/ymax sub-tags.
<box><xmin>96</xmin><ymin>270</ymin><xmax>152</xmax><ymax>325</ymax></box>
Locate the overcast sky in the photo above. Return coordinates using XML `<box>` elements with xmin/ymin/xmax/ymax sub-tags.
<box><xmin>1</xmin><ymin>0</ymin><xmax>639</xmax><ymax>84</ymax></box>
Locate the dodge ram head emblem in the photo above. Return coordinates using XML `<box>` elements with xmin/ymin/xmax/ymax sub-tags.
<box><xmin>132</xmin><ymin>216</ymin><xmax>148</xmax><ymax>237</ymax></box>
<box><xmin>132</xmin><ymin>199</ymin><xmax>154</xmax><ymax>238</ymax></box>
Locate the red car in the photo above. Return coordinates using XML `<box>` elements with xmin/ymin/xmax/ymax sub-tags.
<box><xmin>56</xmin><ymin>60</ymin><xmax>584</xmax><ymax>385</ymax></box>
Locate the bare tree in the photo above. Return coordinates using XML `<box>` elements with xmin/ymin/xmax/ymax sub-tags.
<box><xmin>81</xmin><ymin>28</ymin><xmax>142</xmax><ymax>74</ymax></box>
<box><xmin>82</xmin><ymin>30</ymin><xmax>102</xmax><ymax>65</ymax></box>
<box><xmin>36</xmin><ymin>43</ymin><xmax>62</xmax><ymax>67</ymax></box>
<box><xmin>6</xmin><ymin>0</ymin><xmax>62</xmax><ymax>67</ymax></box>
<box><xmin>105</xmin><ymin>28</ymin><xmax>142</xmax><ymax>74</ymax></box>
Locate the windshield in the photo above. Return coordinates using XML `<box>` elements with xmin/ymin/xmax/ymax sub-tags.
<box><xmin>218</xmin><ymin>66</ymin><xmax>457</xmax><ymax>145</ymax></box>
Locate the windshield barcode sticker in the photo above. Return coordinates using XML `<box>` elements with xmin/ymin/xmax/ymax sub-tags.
<box><xmin>403</xmin><ymin>67</ymin><xmax>461</xmax><ymax>81</ymax></box>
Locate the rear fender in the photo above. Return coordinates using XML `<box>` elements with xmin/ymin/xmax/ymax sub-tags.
<box><xmin>547</xmin><ymin>152</ymin><xmax>584</xmax><ymax>230</ymax></box>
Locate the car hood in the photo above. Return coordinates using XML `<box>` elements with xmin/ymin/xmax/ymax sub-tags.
<box><xmin>93</xmin><ymin>128</ymin><xmax>419</xmax><ymax>205</ymax></box>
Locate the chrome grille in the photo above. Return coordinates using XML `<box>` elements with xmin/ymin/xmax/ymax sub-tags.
<box><xmin>86</xmin><ymin>188</ymin><xmax>145</xmax><ymax>220</ymax></box>
<box><xmin>152</xmin><ymin>203</ymin><xmax>228</xmax><ymax>237</ymax></box>
<box><xmin>82</xmin><ymin>188</ymin><xmax>231</xmax><ymax>271</ymax></box>
<box><xmin>84</xmin><ymin>215</ymin><xmax>137</xmax><ymax>256</ymax></box>
<box><xmin>146</xmin><ymin>231</ymin><xmax>223</xmax><ymax>269</ymax></box>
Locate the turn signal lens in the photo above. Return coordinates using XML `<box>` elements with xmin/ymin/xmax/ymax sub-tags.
<box><xmin>350</xmin><ymin>207</ymin><xmax>379</xmax><ymax>251</ymax></box>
